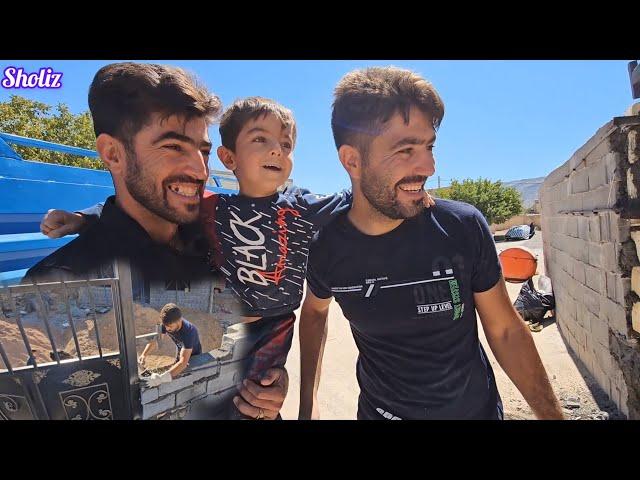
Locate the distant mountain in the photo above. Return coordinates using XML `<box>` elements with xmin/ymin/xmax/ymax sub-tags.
<box><xmin>502</xmin><ymin>177</ymin><xmax>545</xmax><ymax>209</ymax></box>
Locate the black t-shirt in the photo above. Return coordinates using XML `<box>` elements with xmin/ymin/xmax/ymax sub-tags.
<box><xmin>162</xmin><ymin>319</ymin><xmax>202</xmax><ymax>361</ymax></box>
<box><xmin>24</xmin><ymin>196</ymin><xmax>214</xmax><ymax>283</ymax></box>
<box><xmin>306</xmin><ymin>199</ymin><xmax>504</xmax><ymax>420</ymax></box>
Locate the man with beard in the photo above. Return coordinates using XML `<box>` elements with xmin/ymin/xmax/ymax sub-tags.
<box><xmin>24</xmin><ymin>62</ymin><xmax>287</xmax><ymax>420</ymax></box>
<box><xmin>298</xmin><ymin>67</ymin><xmax>563</xmax><ymax>420</ymax></box>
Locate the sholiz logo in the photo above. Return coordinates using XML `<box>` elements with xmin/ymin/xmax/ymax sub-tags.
<box><xmin>1</xmin><ymin>66</ymin><xmax>63</xmax><ymax>89</ymax></box>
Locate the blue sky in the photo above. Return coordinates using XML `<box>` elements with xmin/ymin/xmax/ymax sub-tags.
<box><xmin>0</xmin><ymin>60</ymin><xmax>633</xmax><ymax>194</ymax></box>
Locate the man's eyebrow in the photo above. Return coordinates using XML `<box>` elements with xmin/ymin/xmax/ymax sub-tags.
<box><xmin>152</xmin><ymin>131</ymin><xmax>212</xmax><ymax>149</ymax></box>
<box><xmin>390</xmin><ymin>134</ymin><xmax>436</xmax><ymax>151</ymax></box>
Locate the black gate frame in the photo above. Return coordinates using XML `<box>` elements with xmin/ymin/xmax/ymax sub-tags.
<box><xmin>0</xmin><ymin>259</ymin><xmax>141</xmax><ymax>420</ymax></box>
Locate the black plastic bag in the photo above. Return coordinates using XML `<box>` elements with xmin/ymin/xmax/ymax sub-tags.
<box><xmin>514</xmin><ymin>278</ymin><xmax>555</xmax><ymax>323</ymax></box>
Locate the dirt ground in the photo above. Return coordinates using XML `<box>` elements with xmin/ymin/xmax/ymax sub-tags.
<box><xmin>280</xmin><ymin>230</ymin><xmax>625</xmax><ymax>420</ymax></box>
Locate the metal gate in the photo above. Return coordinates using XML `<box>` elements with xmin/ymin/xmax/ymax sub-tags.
<box><xmin>0</xmin><ymin>260</ymin><xmax>141</xmax><ymax>420</ymax></box>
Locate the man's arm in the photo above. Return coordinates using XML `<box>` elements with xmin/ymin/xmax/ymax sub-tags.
<box><xmin>474</xmin><ymin>276</ymin><xmax>564</xmax><ymax>419</ymax></box>
<box><xmin>167</xmin><ymin>347</ymin><xmax>192</xmax><ymax>378</ymax></box>
<box><xmin>298</xmin><ymin>289</ymin><xmax>332</xmax><ymax>420</ymax></box>
<box><xmin>138</xmin><ymin>339</ymin><xmax>157</xmax><ymax>366</ymax></box>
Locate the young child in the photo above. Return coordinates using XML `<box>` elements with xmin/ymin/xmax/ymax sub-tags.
<box><xmin>41</xmin><ymin>97</ymin><xmax>435</xmax><ymax>418</ymax></box>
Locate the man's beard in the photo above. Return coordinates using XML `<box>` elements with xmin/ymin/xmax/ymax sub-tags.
<box><xmin>360</xmin><ymin>166</ymin><xmax>427</xmax><ymax>220</ymax></box>
<box><xmin>124</xmin><ymin>150</ymin><xmax>202</xmax><ymax>225</ymax></box>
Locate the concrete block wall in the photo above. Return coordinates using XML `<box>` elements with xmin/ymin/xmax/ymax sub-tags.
<box><xmin>540</xmin><ymin>116</ymin><xmax>640</xmax><ymax>419</ymax></box>
<box><xmin>149</xmin><ymin>278</ymin><xmax>213</xmax><ymax>312</ymax></box>
<box><xmin>140</xmin><ymin>323</ymin><xmax>253</xmax><ymax>420</ymax></box>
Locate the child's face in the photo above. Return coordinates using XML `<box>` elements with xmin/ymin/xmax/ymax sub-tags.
<box><xmin>220</xmin><ymin>113</ymin><xmax>294</xmax><ymax>197</ymax></box>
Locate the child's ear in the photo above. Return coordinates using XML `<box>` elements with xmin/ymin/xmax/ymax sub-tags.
<box><xmin>217</xmin><ymin>146</ymin><xmax>236</xmax><ymax>172</ymax></box>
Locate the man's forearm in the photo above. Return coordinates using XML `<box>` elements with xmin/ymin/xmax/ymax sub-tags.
<box><xmin>298</xmin><ymin>305</ymin><xmax>329</xmax><ymax>419</ymax></box>
<box><xmin>167</xmin><ymin>359</ymin><xmax>188</xmax><ymax>379</ymax></box>
<box><xmin>141</xmin><ymin>340</ymin><xmax>156</xmax><ymax>357</ymax></box>
<box><xmin>486</xmin><ymin>317</ymin><xmax>563</xmax><ymax>419</ymax></box>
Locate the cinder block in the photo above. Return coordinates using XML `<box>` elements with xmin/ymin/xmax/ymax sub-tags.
<box><xmin>574</xmin><ymin>326</ymin><xmax>587</xmax><ymax>348</ymax></box>
<box><xmin>176</xmin><ymin>380</ymin><xmax>207</xmax><ymax>405</ymax></box>
<box><xmin>593</xmin><ymin>343</ymin><xmax>614</xmax><ymax>373</ymax></box>
<box><xmin>614</xmin><ymin>216</ymin><xmax>630</xmax><ymax>243</ymax></box>
<box><xmin>566</xmin><ymin>216</ymin><xmax>578</xmax><ymax>238</ymax></box>
<box><xmin>584</xmin><ymin>289</ymin><xmax>602</xmax><ymax>317</ymax></box>
<box><xmin>569</xmin><ymin>194</ymin><xmax>584</xmax><ymax>213</ymax></box>
<box><xmin>584</xmin><ymin>265</ymin><xmax>605</xmax><ymax>295</ymax></box>
<box><xmin>142</xmin><ymin>394</ymin><xmax>176</xmax><ymax>420</ymax></box>
<box><xmin>588</xmin><ymin>243</ymin><xmax>603</xmax><ymax>269</ymax></box>
<box><xmin>604</xmin><ymin>152</ymin><xmax>622</xmax><ymax>182</ymax></box>
<box><xmin>577</xmin><ymin>307</ymin><xmax>590</xmax><ymax>331</ymax></box>
<box><xmin>158</xmin><ymin>373</ymin><xmax>203</xmax><ymax>397</ymax></box>
<box><xmin>577</xmin><ymin>216</ymin><xmax>589</xmax><ymax>239</ymax></box>
<box><xmin>601</xmin><ymin>296</ymin><xmax>629</xmax><ymax>337</ymax></box>
<box><xmin>570</xmin><ymin>238</ymin><xmax>589</xmax><ymax>263</ymax></box>
<box><xmin>571</xmin><ymin>168</ymin><xmax>590</xmax><ymax>194</ymax></box>
<box><xmin>583</xmin><ymin>186</ymin><xmax>615</xmax><ymax>211</ymax></box>
<box><xmin>572</xmin><ymin>260</ymin><xmax>586</xmax><ymax>285</ymax></box>
<box><xmin>588</xmin><ymin>216</ymin><xmax>602</xmax><ymax>243</ymax></box>
<box><xmin>601</xmin><ymin>242</ymin><xmax>619</xmax><ymax>272</ymax></box>
<box><xmin>619</xmin><ymin>277</ymin><xmax>631</xmax><ymax>305</ymax></box>
<box><xmin>588</xmin><ymin>160</ymin><xmax>608</xmax><ymax>190</ymax></box>
<box><xmin>141</xmin><ymin>386</ymin><xmax>159</xmax><ymax>404</ymax></box>
<box><xmin>606</xmin><ymin>272</ymin><xmax>617</xmax><ymax>302</ymax></box>
<box><xmin>591</xmin><ymin>315</ymin><xmax>610</xmax><ymax>347</ymax></box>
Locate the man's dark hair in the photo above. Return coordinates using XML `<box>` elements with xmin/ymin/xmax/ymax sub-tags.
<box><xmin>219</xmin><ymin>96</ymin><xmax>297</xmax><ymax>151</ymax></box>
<box><xmin>331</xmin><ymin>66</ymin><xmax>444</xmax><ymax>158</ymax></box>
<box><xmin>89</xmin><ymin>62</ymin><xmax>222</xmax><ymax>150</ymax></box>
<box><xmin>160</xmin><ymin>303</ymin><xmax>182</xmax><ymax>325</ymax></box>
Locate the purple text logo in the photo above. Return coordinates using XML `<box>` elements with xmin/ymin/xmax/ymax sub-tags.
<box><xmin>1</xmin><ymin>67</ymin><xmax>63</xmax><ymax>89</ymax></box>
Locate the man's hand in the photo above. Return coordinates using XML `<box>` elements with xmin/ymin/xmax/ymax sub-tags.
<box><xmin>138</xmin><ymin>355</ymin><xmax>147</xmax><ymax>368</ymax></box>
<box><xmin>143</xmin><ymin>371</ymin><xmax>172</xmax><ymax>388</ymax></box>
<box><xmin>233</xmin><ymin>367</ymin><xmax>289</xmax><ymax>420</ymax></box>
<box><xmin>40</xmin><ymin>209</ymin><xmax>87</xmax><ymax>238</ymax></box>
<box><xmin>423</xmin><ymin>190</ymin><xmax>435</xmax><ymax>208</ymax></box>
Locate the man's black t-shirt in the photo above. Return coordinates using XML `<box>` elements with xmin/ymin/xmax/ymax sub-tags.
<box><xmin>306</xmin><ymin>199</ymin><xmax>504</xmax><ymax>420</ymax></box>
<box><xmin>24</xmin><ymin>196</ymin><xmax>213</xmax><ymax>283</ymax></box>
<box><xmin>161</xmin><ymin>319</ymin><xmax>202</xmax><ymax>361</ymax></box>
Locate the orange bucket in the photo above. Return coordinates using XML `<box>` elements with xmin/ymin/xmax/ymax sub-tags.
<box><xmin>499</xmin><ymin>247</ymin><xmax>538</xmax><ymax>283</ymax></box>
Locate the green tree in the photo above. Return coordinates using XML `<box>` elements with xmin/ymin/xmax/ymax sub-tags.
<box><xmin>0</xmin><ymin>95</ymin><xmax>102</xmax><ymax>169</ymax></box>
<box><xmin>436</xmin><ymin>178</ymin><xmax>523</xmax><ymax>225</ymax></box>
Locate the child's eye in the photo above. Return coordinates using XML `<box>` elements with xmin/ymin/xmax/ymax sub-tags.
<box><xmin>253</xmin><ymin>136</ymin><xmax>266</xmax><ymax>143</ymax></box>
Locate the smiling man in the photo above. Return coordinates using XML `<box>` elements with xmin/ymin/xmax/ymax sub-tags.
<box><xmin>23</xmin><ymin>63</ymin><xmax>289</xmax><ymax>420</ymax></box>
<box><xmin>298</xmin><ymin>66</ymin><xmax>564</xmax><ymax>420</ymax></box>
<box><xmin>25</xmin><ymin>62</ymin><xmax>219</xmax><ymax>282</ymax></box>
